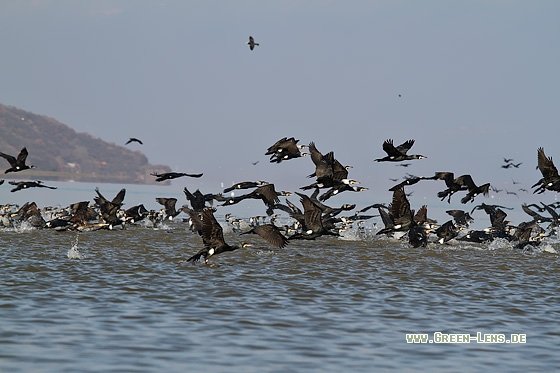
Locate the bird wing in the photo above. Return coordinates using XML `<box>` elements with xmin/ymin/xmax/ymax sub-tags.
<box><xmin>382</xmin><ymin>139</ymin><xmax>403</xmax><ymax>157</ymax></box>
<box><xmin>537</xmin><ymin>147</ymin><xmax>559</xmax><ymax>178</ymax></box>
<box><xmin>395</xmin><ymin>139</ymin><xmax>415</xmax><ymax>154</ymax></box>
<box><xmin>308</xmin><ymin>142</ymin><xmax>324</xmax><ymax>166</ymax></box>
<box><xmin>112</xmin><ymin>188</ymin><xmax>126</xmax><ymax>205</ymax></box>
<box><xmin>200</xmin><ymin>208</ymin><xmax>225</xmax><ymax>247</ymax></box>
<box><xmin>252</xmin><ymin>224</ymin><xmax>289</xmax><ymax>248</ymax></box>
<box><xmin>17</xmin><ymin>147</ymin><xmax>29</xmax><ymax>164</ymax></box>
<box><xmin>0</xmin><ymin>151</ymin><xmax>17</xmax><ymax>166</ymax></box>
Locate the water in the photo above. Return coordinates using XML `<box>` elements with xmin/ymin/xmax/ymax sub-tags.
<box><xmin>1</xmin><ymin>220</ymin><xmax>559</xmax><ymax>372</ymax></box>
<box><xmin>1</xmin><ymin>181</ymin><xmax>559</xmax><ymax>371</ymax></box>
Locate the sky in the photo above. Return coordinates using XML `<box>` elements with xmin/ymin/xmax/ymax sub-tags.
<box><xmin>1</xmin><ymin>0</ymin><xmax>559</xmax><ymax>221</ymax></box>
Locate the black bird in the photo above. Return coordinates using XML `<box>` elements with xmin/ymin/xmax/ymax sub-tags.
<box><xmin>221</xmin><ymin>183</ymin><xmax>289</xmax><ymax>216</ymax></box>
<box><xmin>288</xmin><ymin>192</ymin><xmax>339</xmax><ymax>240</ymax></box>
<box><xmin>94</xmin><ymin>187</ymin><xmax>126</xmax><ymax>227</ymax></box>
<box><xmin>240</xmin><ymin>224</ymin><xmax>289</xmax><ymax>248</ymax></box>
<box><xmin>124</xmin><ymin>204</ymin><xmax>150</xmax><ymax>223</ymax></box>
<box><xmin>435</xmin><ymin>220</ymin><xmax>460</xmax><ymax>243</ymax></box>
<box><xmin>186</xmin><ymin>208</ymin><xmax>251</xmax><ymax>263</ymax></box>
<box><xmin>376</xmin><ymin>187</ymin><xmax>414</xmax><ymax>236</ymax></box>
<box><xmin>246</xmin><ymin>36</ymin><xmax>259</xmax><ymax>50</ymax></box>
<box><xmin>318</xmin><ymin>184</ymin><xmax>367</xmax><ymax>202</ymax></box>
<box><xmin>389</xmin><ymin>175</ymin><xmax>422</xmax><ymax>191</ymax></box>
<box><xmin>424</xmin><ymin>172</ymin><xmax>465</xmax><ymax>203</ymax></box>
<box><xmin>125</xmin><ymin>138</ymin><xmax>143</xmax><ymax>145</ymax></box>
<box><xmin>223</xmin><ymin>181</ymin><xmax>268</xmax><ymax>193</ymax></box>
<box><xmin>459</xmin><ymin>177</ymin><xmax>491</xmax><ymax>204</ymax></box>
<box><xmin>151</xmin><ymin>171</ymin><xmax>203</xmax><ymax>182</ymax></box>
<box><xmin>8</xmin><ymin>180</ymin><xmax>56</xmax><ymax>192</ymax></box>
<box><xmin>0</xmin><ymin>147</ymin><xmax>35</xmax><ymax>173</ymax></box>
<box><xmin>183</xmin><ymin>187</ymin><xmax>215</xmax><ymax>212</ymax></box>
<box><xmin>532</xmin><ymin>147</ymin><xmax>560</xmax><ymax>194</ymax></box>
<box><xmin>473</xmin><ymin>203</ymin><xmax>511</xmax><ymax>239</ymax></box>
<box><xmin>445</xmin><ymin>210</ymin><xmax>474</xmax><ymax>228</ymax></box>
<box><xmin>155</xmin><ymin>197</ymin><xmax>182</xmax><ymax>220</ymax></box>
<box><xmin>427</xmin><ymin>172</ymin><xmax>489</xmax><ymax>204</ymax></box>
<box><xmin>374</xmin><ymin>139</ymin><xmax>426</xmax><ymax>162</ymax></box>
<box><xmin>0</xmin><ymin>179</ymin><xmax>4</xmax><ymax>185</ymax></box>
<box><xmin>266</xmin><ymin>137</ymin><xmax>307</xmax><ymax>163</ymax></box>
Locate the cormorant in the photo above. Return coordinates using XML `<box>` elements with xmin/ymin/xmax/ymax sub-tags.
<box><xmin>435</xmin><ymin>220</ymin><xmax>460</xmax><ymax>243</ymax></box>
<box><xmin>532</xmin><ymin>147</ymin><xmax>560</xmax><ymax>193</ymax></box>
<box><xmin>125</xmin><ymin>138</ymin><xmax>143</xmax><ymax>145</ymax></box>
<box><xmin>155</xmin><ymin>197</ymin><xmax>181</xmax><ymax>220</ymax></box>
<box><xmin>183</xmin><ymin>187</ymin><xmax>215</xmax><ymax>212</ymax></box>
<box><xmin>266</xmin><ymin>137</ymin><xmax>307</xmax><ymax>163</ymax></box>
<box><xmin>376</xmin><ymin>187</ymin><xmax>415</xmax><ymax>237</ymax></box>
<box><xmin>445</xmin><ymin>209</ymin><xmax>474</xmax><ymax>228</ymax></box>
<box><xmin>240</xmin><ymin>224</ymin><xmax>289</xmax><ymax>248</ymax></box>
<box><xmin>374</xmin><ymin>139</ymin><xmax>426</xmax><ymax>162</ymax></box>
<box><xmin>223</xmin><ymin>180</ymin><xmax>268</xmax><ymax>193</ymax></box>
<box><xmin>0</xmin><ymin>147</ymin><xmax>35</xmax><ymax>173</ymax></box>
<box><xmin>221</xmin><ymin>183</ymin><xmax>289</xmax><ymax>216</ymax></box>
<box><xmin>94</xmin><ymin>187</ymin><xmax>126</xmax><ymax>228</ymax></box>
<box><xmin>8</xmin><ymin>180</ymin><xmax>56</xmax><ymax>192</ymax></box>
<box><xmin>186</xmin><ymin>208</ymin><xmax>251</xmax><ymax>263</ymax></box>
<box><xmin>246</xmin><ymin>36</ymin><xmax>259</xmax><ymax>50</ymax></box>
<box><xmin>151</xmin><ymin>172</ymin><xmax>203</xmax><ymax>182</ymax></box>
<box><xmin>287</xmin><ymin>192</ymin><xmax>339</xmax><ymax>240</ymax></box>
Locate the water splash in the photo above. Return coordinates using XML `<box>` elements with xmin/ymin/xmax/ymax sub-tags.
<box><xmin>67</xmin><ymin>233</ymin><xmax>85</xmax><ymax>259</ymax></box>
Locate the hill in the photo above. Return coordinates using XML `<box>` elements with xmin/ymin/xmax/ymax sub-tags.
<box><xmin>0</xmin><ymin>103</ymin><xmax>171</xmax><ymax>184</ymax></box>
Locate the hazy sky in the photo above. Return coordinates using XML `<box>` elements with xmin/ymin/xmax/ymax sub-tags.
<box><xmin>1</xmin><ymin>0</ymin><xmax>559</xmax><ymax>217</ymax></box>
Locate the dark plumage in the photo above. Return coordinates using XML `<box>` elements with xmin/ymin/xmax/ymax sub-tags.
<box><xmin>125</xmin><ymin>137</ymin><xmax>143</xmax><ymax>145</ymax></box>
<box><xmin>8</xmin><ymin>180</ymin><xmax>56</xmax><ymax>192</ymax></box>
<box><xmin>435</xmin><ymin>220</ymin><xmax>460</xmax><ymax>243</ymax></box>
<box><xmin>223</xmin><ymin>181</ymin><xmax>268</xmax><ymax>193</ymax></box>
<box><xmin>532</xmin><ymin>147</ymin><xmax>560</xmax><ymax>194</ymax></box>
<box><xmin>94</xmin><ymin>187</ymin><xmax>126</xmax><ymax>227</ymax></box>
<box><xmin>445</xmin><ymin>209</ymin><xmax>474</xmax><ymax>227</ymax></box>
<box><xmin>183</xmin><ymin>187</ymin><xmax>215</xmax><ymax>212</ymax></box>
<box><xmin>246</xmin><ymin>36</ymin><xmax>259</xmax><ymax>50</ymax></box>
<box><xmin>240</xmin><ymin>224</ymin><xmax>289</xmax><ymax>248</ymax></box>
<box><xmin>374</xmin><ymin>139</ymin><xmax>426</xmax><ymax>162</ymax></box>
<box><xmin>221</xmin><ymin>183</ymin><xmax>289</xmax><ymax>216</ymax></box>
<box><xmin>187</xmin><ymin>208</ymin><xmax>251</xmax><ymax>263</ymax></box>
<box><xmin>389</xmin><ymin>176</ymin><xmax>422</xmax><ymax>191</ymax></box>
<box><xmin>0</xmin><ymin>147</ymin><xmax>35</xmax><ymax>173</ymax></box>
<box><xmin>266</xmin><ymin>137</ymin><xmax>307</xmax><ymax>163</ymax></box>
<box><xmin>151</xmin><ymin>172</ymin><xmax>203</xmax><ymax>182</ymax></box>
<box><xmin>155</xmin><ymin>197</ymin><xmax>181</xmax><ymax>220</ymax></box>
<box><xmin>288</xmin><ymin>192</ymin><xmax>339</xmax><ymax>240</ymax></box>
<box><xmin>427</xmin><ymin>172</ymin><xmax>490</xmax><ymax>204</ymax></box>
<box><xmin>376</xmin><ymin>188</ymin><xmax>414</xmax><ymax>236</ymax></box>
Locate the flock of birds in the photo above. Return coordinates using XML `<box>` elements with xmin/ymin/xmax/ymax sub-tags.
<box><xmin>1</xmin><ymin>134</ymin><xmax>560</xmax><ymax>263</ymax></box>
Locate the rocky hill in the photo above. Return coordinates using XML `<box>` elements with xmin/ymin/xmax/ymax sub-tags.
<box><xmin>0</xmin><ymin>103</ymin><xmax>171</xmax><ymax>184</ymax></box>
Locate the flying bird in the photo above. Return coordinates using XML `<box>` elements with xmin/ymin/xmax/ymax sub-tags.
<box><xmin>246</xmin><ymin>36</ymin><xmax>259</xmax><ymax>50</ymax></box>
<box><xmin>374</xmin><ymin>139</ymin><xmax>426</xmax><ymax>162</ymax></box>
<box><xmin>150</xmin><ymin>172</ymin><xmax>203</xmax><ymax>182</ymax></box>
<box><xmin>8</xmin><ymin>180</ymin><xmax>56</xmax><ymax>192</ymax></box>
<box><xmin>125</xmin><ymin>138</ymin><xmax>143</xmax><ymax>145</ymax></box>
<box><xmin>532</xmin><ymin>147</ymin><xmax>560</xmax><ymax>194</ymax></box>
<box><xmin>186</xmin><ymin>208</ymin><xmax>251</xmax><ymax>263</ymax></box>
<box><xmin>0</xmin><ymin>147</ymin><xmax>35</xmax><ymax>173</ymax></box>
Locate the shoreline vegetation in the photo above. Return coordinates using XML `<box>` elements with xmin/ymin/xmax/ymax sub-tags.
<box><xmin>0</xmin><ymin>102</ymin><xmax>172</xmax><ymax>185</ymax></box>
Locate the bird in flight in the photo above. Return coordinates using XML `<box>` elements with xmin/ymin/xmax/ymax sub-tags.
<box><xmin>126</xmin><ymin>138</ymin><xmax>143</xmax><ymax>145</ymax></box>
<box><xmin>8</xmin><ymin>180</ymin><xmax>56</xmax><ymax>192</ymax></box>
<box><xmin>0</xmin><ymin>147</ymin><xmax>35</xmax><ymax>173</ymax></box>
<box><xmin>246</xmin><ymin>36</ymin><xmax>259</xmax><ymax>51</ymax></box>
<box><xmin>150</xmin><ymin>172</ymin><xmax>203</xmax><ymax>182</ymax></box>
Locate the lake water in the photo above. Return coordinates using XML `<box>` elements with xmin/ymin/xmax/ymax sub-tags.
<box><xmin>1</xmin><ymin>181</ymin><xmax>559</xmax><ymax>372</ymax></box>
